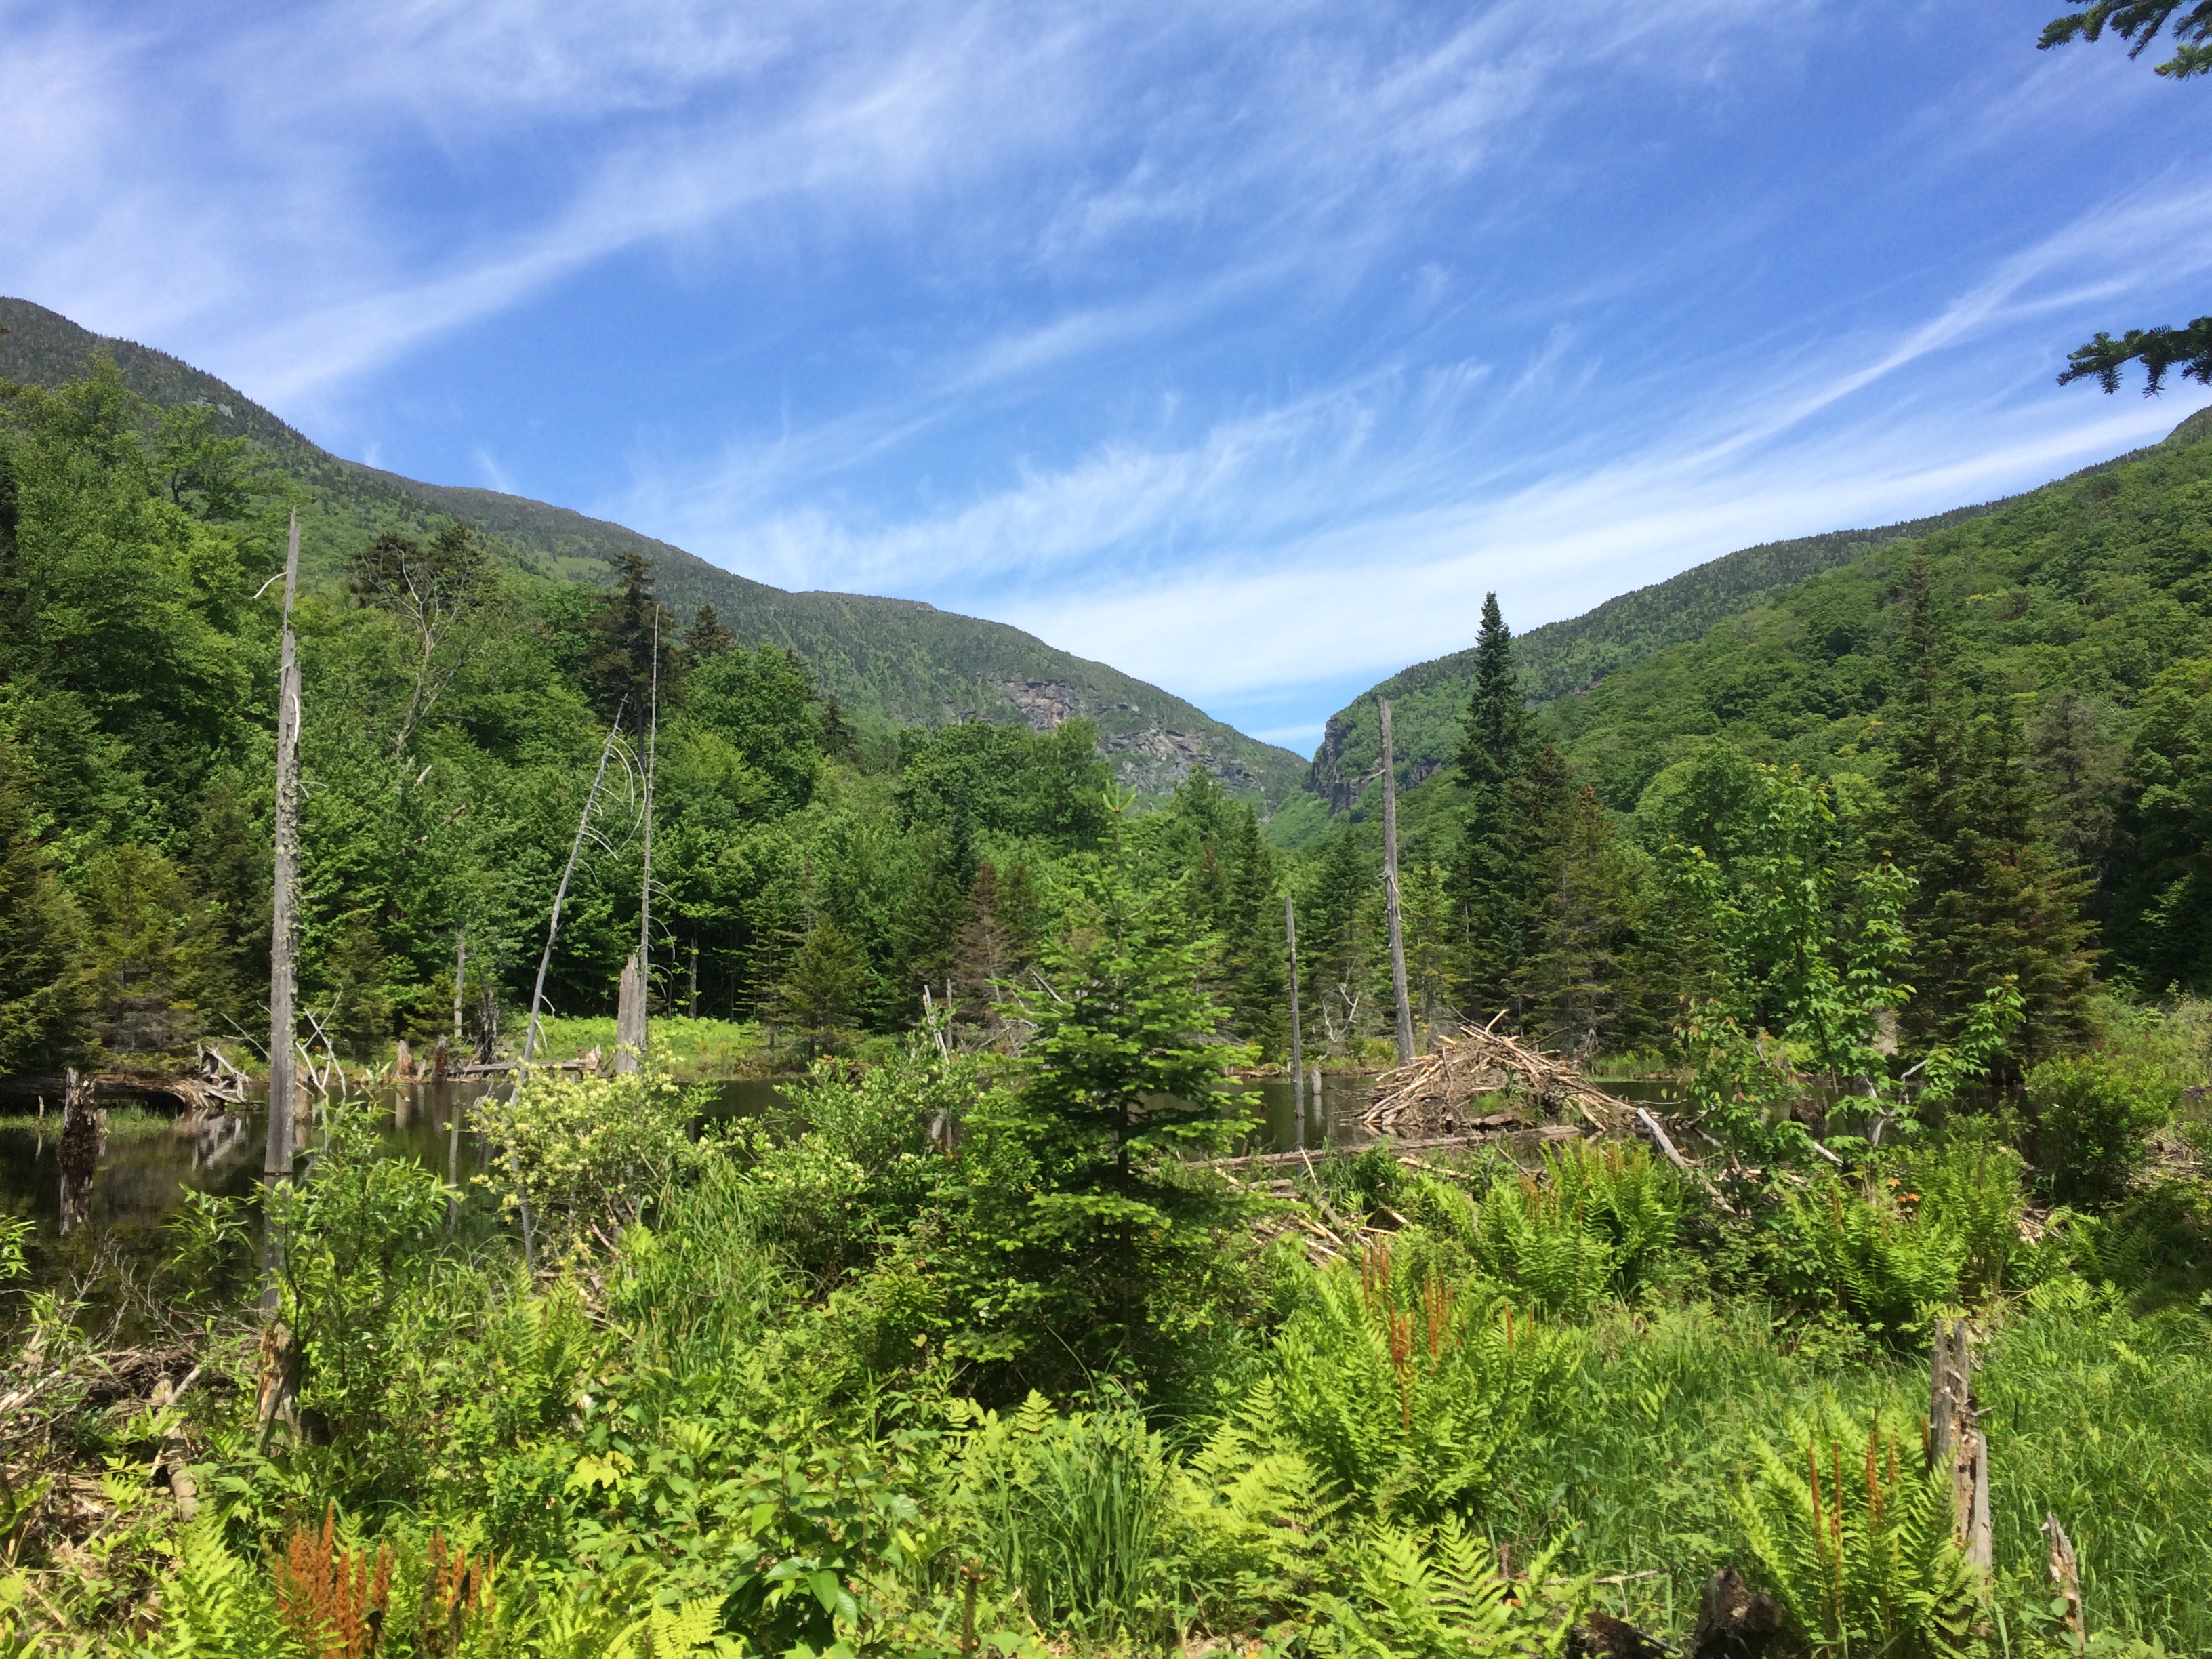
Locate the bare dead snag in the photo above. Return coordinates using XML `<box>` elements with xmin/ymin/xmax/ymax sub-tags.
<box><xmin>1286</xmin><ymin>894</ymin><xmax>1305</xmax><ymax>1152</ymax></box>
<box><xmin>58</xmin><ymin>1069</ymin><xmax>103</xmax><ymax>1235</ymax></box>
<box><xmin>1378</xmin><ymin>699</ymin><xmax>1414</xmax><ymax>1067</ymax></box>
<box><xmin>261</xmin><ymin>508</ymin><xmax>304</xmax><ymax>1431</ymax></box>
<box><xmin>2043</xmin><ymin>1515</ymin><xmax>2084</xmax><ymax>1645</ymax></box>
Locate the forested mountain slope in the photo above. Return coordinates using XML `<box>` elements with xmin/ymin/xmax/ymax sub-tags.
<box><xmin>1299</xmin><ymin>414</ymin><xmax>2211</xmax><ymax>823</ymax></box>
<box><xmin>1295</xmin><ymin>410</ymin><xmax>2212</xmax><ymax>1019</ymax></box>
<box><xmin>0</xmin><ymin>298</ymin><xmax>1301</xmax><ymax>805</ymax></box>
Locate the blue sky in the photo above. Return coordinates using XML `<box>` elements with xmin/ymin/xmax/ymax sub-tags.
<box><xmin>5</xmin><ymin>1</ymin><xmax>2211</xmax><ymax>754</ymax></box>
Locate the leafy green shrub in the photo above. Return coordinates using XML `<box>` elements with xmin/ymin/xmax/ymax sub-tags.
<box><xmin>2026</xmin><ymin>1055</ymin><xmax>2175</xmax><ymax>1206</ymax></box>
<box><xmin>740</xmin><ymin>1044</ymin><xmax>970</xmax><ymax>1284</ymax></box>
<box><xmin>476</xmin><ymin>1058</ymin><xmax>706</xmax><ymax>1261</ymax></box>
<box><xmin>1736</xmin><ymin>1403</ymin><xmax>1980</xmax><ymax>1659</ymax></box>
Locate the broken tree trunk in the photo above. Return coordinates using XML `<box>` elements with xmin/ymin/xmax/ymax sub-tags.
<box><xmin>2043</xmin><ymin>1515</ymin><xmax>2084</xmax><ymax>1645</ymax></box>
<box><xmin>1928</xmin><ymin>1317</ymin><xmax>1993</xmax><ymax>1572</ymax></box>
<box><xmin>58</xmin><ymin>1069</ymin><xmax>103</xmax><ymax>1235</ymax></box>
<box><xmin>1286</xmin><ymin>895</ymin><xmax>1305</xmax><ymax>1151</ymax></box>
<box><xmin>1378</xmin><ymin>699</ymin><xmax>1414</xmax><ymax>1067</ymax></box>
<box><xmin>615</xmin><ymin>954</ymin><xmax>646</xmax><ymax>1073</ymax></box>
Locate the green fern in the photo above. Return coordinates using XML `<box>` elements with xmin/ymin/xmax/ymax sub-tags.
<box><xmin>1268</xmin><ymin>1249</ymin><xmax>1579</xmax><ymax>1519</ymax></box>
<box><xmin>147</xmin><ymin>1517</ymin><xmax>287</xmax><ymax>1659</ymax></box>
<box><xmin>1306</xmin><ymin>1521</ymin><xmax>1587</xmax><ymax>1659</ymax></box>
<box><xmin>1736</xmin><ymin>1403</ymin><xmax>1981</xmax><ymax>1659</ymax></box>
<box><xmin>1167</xmin><ymin>1378</ymin><xmax>1343</xmax><ymax>1623</ymax></box>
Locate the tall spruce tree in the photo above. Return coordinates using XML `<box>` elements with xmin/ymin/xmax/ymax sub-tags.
<box><xmin>585</xmin><ymin>548</ymin><xmax>682</xmax><ymax>720</ymax></box>
<box><xmin>1519</xmin><ymin>785</ymin><xmax>1646</xmax><ymax>1060</ymax></box>
<box><xmin>1451</xmin><ymin>595</ymin><xmax>1570</xmax><ymax>1024</ymax></box>
<box><xmin>1884</xmin><ymin>559</ymin><xmax>2095</xmax><ymax>1061</ymax></box>
<box><xmin>1221</xmin><ymin>802</ymin><xmax>1285</xmax><ymax>1056</ymax></box>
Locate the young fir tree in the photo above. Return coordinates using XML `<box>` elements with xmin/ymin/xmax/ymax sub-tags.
<box><xmin>949</xmin><ymin>859</ymin><xmax>1027</xmax><ymax>1042</ymax></box>
<box><xmin>893</xmin><ymin>808</ymin><xmax>979</xmax><ymax>1020</ymax></box>
<box><xmin>1884</xmin><ymin>559</ymin><xmax>2095</xmax><ymax>1059</ymax></box>
<box><xmin>955</xmin><ymin>815</ymin><xmax>1252</xmax><ymax>1391</ymax></box>
<box><xmin>682</xmin><ymin>602</ymin><xmax>735</xmax><ymax>662</ymax></box>
<box><xmin>775</xmin><ymin>916</ymin><xmax>865</xmax><ymax>1059</ymax></box>
<box><xmin>584</xmin><ymin>548</ymin><xmax>682</xmax><ymax>720</ymax></box>
<box><xmin>2114</xmin><ymin>657</ymin><xmax>2212</xmax><ymax>990</ymax></box>
<box><xmin>1220</xmin><ymin>802</ymin><xmax>1286</xmax><ymax>1057</ymax></box>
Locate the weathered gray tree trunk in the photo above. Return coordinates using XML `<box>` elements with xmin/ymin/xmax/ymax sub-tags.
<box><xmin>1928</xmin><ymin>1317</ymin><xmax>1993</xmax><ymax>1572</ymax></box>
<box><xmin>1378</xmin><ymin>699</ymin><xmax>1415</xmax><ymax>1067</ymax></box>
<box><xmin>262</xmin><ymin>512</ymin><xmax>301</xmax><ymax>1286</ymax></box>
<box><xmin>256</xmin><ymin>511</ymin><xmax>303</xmax><ymax>1442</ymax></box>
<box><xmin>634</xmin><ymin>607</ymin><xmax>660</xmax><ymax>1061</ymax></box>
<box><xmin>521</xmin><ymin>701</ymin><xmax>626</xmax><ymax>1067</ymax></box>
<box><xmin>1285</xmin><ymin>895</ymin><xmax>1305</xmax><ymax>1151</ymax></box>
<box><xmin>615</xmin><ymin>954</ymin><xmax>646</xmax><ymax>1073</ymax></box>
<box><xmin>508</xmin><ymin>700</ymin><xmax>630</xmax><ymax>1270</ymax></box>
<box><xmin>453</xmin><ymin>925</ymin><xmax>466</xmax><ymax>1047</ymax></box>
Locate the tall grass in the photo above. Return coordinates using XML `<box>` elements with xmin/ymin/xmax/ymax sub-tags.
<box><xmin>1980</xmin><ymin>1279</ymin><xmax>2212</xmax><ymax>1647</ymax></box>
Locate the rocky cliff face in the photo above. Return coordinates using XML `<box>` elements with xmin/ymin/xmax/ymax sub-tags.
<box><xmin>1305</xmin><ymin>708</ymin><xmax>1446</xmax><ymax>815</ymax></box>
<box><xmin>985</xmin><ymin>678</ymin><xmax>1259</xmax><ymax>794</ymax></box>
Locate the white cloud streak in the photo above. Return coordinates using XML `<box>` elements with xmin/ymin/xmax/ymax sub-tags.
<box><xmin>7</xmin><ymin>0</ymin><xmax>2209</xmax><ymax>749</ymax></box>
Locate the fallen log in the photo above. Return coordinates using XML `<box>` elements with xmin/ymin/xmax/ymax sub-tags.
<box><xmin>1200</xmin><ymin>1122</ymin><xmax>1581</xmax><ymax>1173</ymax></box>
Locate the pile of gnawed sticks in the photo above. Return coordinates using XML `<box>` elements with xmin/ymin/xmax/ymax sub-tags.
<box><xmin>1362</xmin><ymin>1018</ymin><xmax>1636</xmax><ymax>1136</ymax></box>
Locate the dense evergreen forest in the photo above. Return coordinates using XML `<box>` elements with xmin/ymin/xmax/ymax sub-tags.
<box><xmin>7</xmin><ymin>356</ymin><xmax>2212</xmax><ymax>1657</ymax></box>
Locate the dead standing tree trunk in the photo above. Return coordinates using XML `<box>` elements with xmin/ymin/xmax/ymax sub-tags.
<box><xmin>257</xmin><ymin>510</ymin><xmax>304</xmax><ymax>1446</ymax></box>
<box><xmin>57</xmin><ymin>1069</ymin><xmax>103</xmax><ymax>1235</ymax></box>
<box><xmin>1928</xmin><ymin>1317</ymin><xmax>1993</xmax><ymax>1574</ymax></box>
<box><xmin>621</xmin><ymin>606</ymin><xmax>661</xmax><ymax>1078</ymax></box>
<box><xmin>615</xmin><ymin>955</ymin><xmax>646</xmax><ymax>1073</ymax></box>
<box><xmin>1379</xmin><ymin>699</ymin><xmax>1414</xmax><ymax>1067</ymax></box>
<box><xmin>1285</xmin><ymin>894</ymin><xmax>1305</xmax><ymax>1152</ymax></box>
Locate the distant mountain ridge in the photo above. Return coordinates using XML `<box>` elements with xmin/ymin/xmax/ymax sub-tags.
<box><xmin>0</xmin><ymin>296</ymin><xmax>1305</xmax><ymax>806</ymax></box>
<box><xmin>1303</xmin><ymin>413</ymin><xmax>2212</xmax><ymax>823</ymax></box>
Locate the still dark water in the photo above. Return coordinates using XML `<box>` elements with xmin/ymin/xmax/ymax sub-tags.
<box><xmin>1</xmin><ymin>1071</ymin><xmax>1685</xmax><ymax>1300</ymax></box>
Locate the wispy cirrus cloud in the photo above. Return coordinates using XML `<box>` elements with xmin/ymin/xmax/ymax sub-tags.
<box><xmin>6</xmin><ymin>0</ymin><xmax>2209</xmax><ymax>753</ymax></box>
